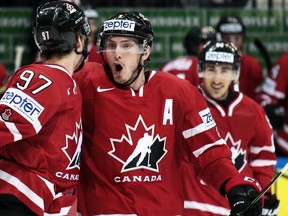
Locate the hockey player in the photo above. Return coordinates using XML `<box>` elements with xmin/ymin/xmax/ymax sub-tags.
<box><xmin>159</xmin><ymin>26</ymin><xmax>216</xmax><ymax>85</ymax></box>
<box><xmin>0</xmin><ymin>62</ymin><xmax>9</xmax><ymax>97</ymax></box>
<box><xmin>74</xmin><ymin>11</ymin><xmax>263</xmax><ymax>215</ymax></box>
<box><xmin>182</xmin><ymin>40</ymin><xmax>279</xmax><ymax>216</ymax></box>
<box><xmin>83</xmin><ymin>5</ymin><xmax>103</xmax><ymax>64</ymax></box>
<box><xmin>216</xmin><ymin>15</ymin><xmax>264</xmax><ymax>101</ymax></box>
<box><xmin>258</xmin><ymin>52</ymin><xmax>288</xmax><ymax>155</ymax></box>
<box><xmin>0</xmin><ymin>1</ymin><xmax>90</xmax><ymax>215</ymax></box>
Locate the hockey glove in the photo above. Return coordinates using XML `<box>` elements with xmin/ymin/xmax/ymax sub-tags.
<box><xmin>264</xmin><ymin>104</ymin><xmax>285</xmax><ymax>130</ymax></box>
<box><xmin>224</xmin><ymin>175</ymin><xmax>263</xmax><ymax>216</ymax></box>
<box><xmin>262</xmin><ymin>194</ymin><xmax>279</xmax><ymax>216</ymax></box>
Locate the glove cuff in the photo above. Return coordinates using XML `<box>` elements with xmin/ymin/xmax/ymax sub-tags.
<box><xmin>225</xmin><ymin>174</ymin><xmax>264</xmax><ymax>205</ymax></box>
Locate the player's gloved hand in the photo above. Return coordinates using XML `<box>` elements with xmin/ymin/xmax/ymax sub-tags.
<box><xmin>264</xmin><ymin>104</ymin><xmax>285</xmax><ymax>130</ymax></box>
<box><xmin>262</xmin><ymin>193</ymin><xmax>279</xmax><ymax>216</ymax></box>
<box><xmin>224</xmin><ymin>175</ymin><xmax>263</xmax><ymax>216</ymax></box>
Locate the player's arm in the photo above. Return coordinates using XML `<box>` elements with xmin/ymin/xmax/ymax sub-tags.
<box><xmin>260</xmin><ymin>59</ymin><xmax>288</xmax><ymax>129</ymax></box>
<box><xmin>250</xmin><ymin>104</ymin><xmax>279</xmax><ymax>216</ymax></box>
<box><xmin>0</xmin><ymin>68</ymin><xmax>57</xmax><ymax>146</ymax></box>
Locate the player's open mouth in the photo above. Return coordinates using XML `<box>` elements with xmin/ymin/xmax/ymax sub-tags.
<box><xmin>212</xmin><ymin>83</ymin><xmax>222</xmax><ymax>90</ymax></box>
<box><xmin>115</xmin><ymin>64</ymin><xmax>123</xmax><ymax>72</ymax></box>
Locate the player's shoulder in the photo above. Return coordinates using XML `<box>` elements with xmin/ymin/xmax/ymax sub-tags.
<box><xmin>12</xmin><ymin>63</ymin><xmax>52</xmax><ymax>80</ymax></box>
<box><xmin>241</xmin><ymin>93</ymin><xmax>265</xmax><ymax>111</ymax></box>
<box><xmin>16</xmin><ymin>63</ymin><xmax>69</xmax><ymax>76</ymax></box>
<box><xmin>82</xmin><ymin>61</ymin><xmax>104</xmax><ymax>72</ymax></box>
<box><xmin>160</xmin><ymin>56</ymin><xmax>197</xmax><ymax>71</ymax></box>
<box><xmin>154</xmin><ymin>70</ymin><xmax>198</xmax><ymax>91</ymax></box>
<box><xmin>75</xmin><ymin>62</ymin><xmax>105</xmax><ymax>78</ymax></box>
<box><xmin>241</xmin><ymin>53</ymin><xmax>260</xmax><ymax>64</ymax></box>
<box><xmin>276</xmin><ymin>52</ymin><xmax>288</xmax><ymax>64</ymax></box>
<box><xmin>74</xmin><ymin>62</ymin><xmax>108</xmax><ymax>90</ymax></box>
<box><xmin>156</xmin><ymin>70</ymin><xmax>188</xmax><ymax>82</ymax></box>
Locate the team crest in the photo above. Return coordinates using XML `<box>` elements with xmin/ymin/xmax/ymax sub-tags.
<box><xmin>62</xmin><ymin>120</ymin><xmax>83</xmax><ymax>170</ymax></box>
<box><xmin>109</xmin><ymin>115</ymin><xmax>167</xmax><ymax>173</ymax></box>
<box><xmin>225</xmin><ymin>132</ymin><xmax>247</xmax><ymax>172</ymax></box>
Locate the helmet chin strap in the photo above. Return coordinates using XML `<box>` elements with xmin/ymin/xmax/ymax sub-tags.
<box><xmin>74</xmin><ymin>37</ymin><xmax>89</xmax><ymax>72</ymax></box>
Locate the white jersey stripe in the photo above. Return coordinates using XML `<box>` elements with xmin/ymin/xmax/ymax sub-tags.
<box><xmin>276</xmin><ymin>136</ymin><xmax>288</xmax><ymax>151</ymax></box>
<box><xmin>184</xmin><ymin>200</ymin><xmax>230</xmax><ymax>215</ymax></box>
<box><xmin>0</xmin><ymin>118</ymin><xmax>22</xmax><ymax>141</ymax></box>
<box><xmin>250</xmin><ymin>145</ymin><xmax>275</xmax><ymax>154</ymax></box>
<box><xmin>0</xmin><ymin>169</ymin><xmax>44</xmax><ymax>210</ymax></box>
<box><xmin>44</xmin><ymin>207</ymin><xmax>71</xmax><ymax>216</ymax></box>
<box><xmin>77</xmin><ymin>214</ymin><xmax>137</xmax><ymax>216</ymax></box>
<box><xmin>183</xmin><ymin>122</ymin><xmax>207</xmax><ymax>138</ymax></box>
<box><xmin>250</xmin><ymin>159</ymin><xmax>277</xmax><ymax>167</ymax></box>
<box><xmin>193</xmin><ymin>139</ymin><xmax>226</xmax><ymax>158</ymax></box>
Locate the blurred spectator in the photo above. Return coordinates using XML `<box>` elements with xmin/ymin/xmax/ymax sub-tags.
<box><xmin>82</xmin><ymin>5</ymin><xmax>103</xmax><ymax>64</ymax></box>
<box><xmin>159</xmin><ymin>26</ymin><xmax>216</xmax><ymax>85</ymax></box>
<box><xmin>216</xmin><ymin>15</ymin><xmax>264</xmax><ymax>100</ymax></box>
<box><xmin>258</xmin><ymin>52</ymin><xmax>288</xmax><ymax>155</ymax></box>
<box><xmin>0</xmin><ymin>63</ymin><xmax>9</xmax><ymax>97</ymax></box>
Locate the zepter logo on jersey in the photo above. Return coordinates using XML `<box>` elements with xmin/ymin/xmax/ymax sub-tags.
<box><xmin>0</xmin><ymin>88</ymin><xmax>44</xmax><ymax>131</ymax></box>
<box><xmin>108</xmin><ymin>115</ymin><xmax>167</xmax><ymax>178</ymax></box>
<box><xmin>199</xmin><ymin>108</ymin><xmax>216</xmax><ymax>130</ymax></box>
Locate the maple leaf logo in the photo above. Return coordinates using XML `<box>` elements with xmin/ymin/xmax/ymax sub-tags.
<box><xmin>108</xmin><ymin>115</ymin><xmax>167</xmax><ymax>173</ymax></box>
<box><xmin>224</xmin><ymin>132</ymin><xmax>247</xmax><ymax>172</ymax></box>
<box><xmin>62</xmin><ymin>120</ymin><xmax>83</xmax><ymax>170</ymax></box>
<box><xmin>1</xmin><ymin>108</ymin><xmax>12</xmax><ymax>120</ymax></box>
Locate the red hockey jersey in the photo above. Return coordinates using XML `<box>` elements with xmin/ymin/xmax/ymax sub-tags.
<box><xmin>182</xmin><ymin>92</ymin><xmax>276</xmax><ymax>216</ymax></box>
<box><xmin>238</xmin><ymin>53</ymin><xmax>263</xmax><ymax>100</ymax></box>
<box><xmin>87</xmin><ymin>44</ymin><xmax>104</xmax><ymax>64</ymax></box>
<box><xmin>0</xmin><ymin>63</ymin><xmax>8</xmax><ymax>88</ymax></box>
<box><xmin>0</xmin><ymin>63</ymin><xmax>82</xmax><ymax>215</ymax></box>
<box><xmin>259</xmin><ymin>52</ymin><xmax>288</xmax><ymax>154</ymax></box>
<box><xmin>159</xmin><ymin>56</ymin><xmax>200</xmax><ymax>86</ymax></box>
<box><xmin>74</xmin><ymin>62</ymin><xmax>240</xmax><ymax>216</ymax></box>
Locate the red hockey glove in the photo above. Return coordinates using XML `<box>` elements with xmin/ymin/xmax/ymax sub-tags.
<box><xmin>225</xmin><ymin>175</ymin><xmax>263</xmax><ymax>216</ymax></box>
<box><xmin>262</xmin><ymin>193</ymin><xmax>279</xmax><ymax>216</ymax></box>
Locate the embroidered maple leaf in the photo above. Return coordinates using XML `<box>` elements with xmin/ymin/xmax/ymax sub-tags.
<box><xmin>2</xmin><ymin>108</ymin><xmax>12</xmax><ymax>120</ymax></box>
<box><xmin>108</xmin><ymin>115</ymin><xmax>167</xmax><ymax>173</ymax></box>
<box><xmin>62</xmin><ymin>121</ymin><xmax>82</xmax><ymax>170</ymax></box>
<box><xmin>225</xmin><ymin>132</ymin><xmax>247</xmax><ymax>172</ymax></box>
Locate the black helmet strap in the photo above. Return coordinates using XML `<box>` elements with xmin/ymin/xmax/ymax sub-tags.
<box><xmin>74</xmin><ymin>35</ymin><xmax>89</xmax><ymax>72</ymax></box>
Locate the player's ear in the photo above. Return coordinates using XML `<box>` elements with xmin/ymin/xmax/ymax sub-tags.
<box><xmin>76</xmin><ymin>32</ymin><xmax>86</xmax><ymax>52</ymax></box>
<box><xmin>142</xmin><ymin>45</ymin><xmax>151</xmax><ymax>62</ymax></box>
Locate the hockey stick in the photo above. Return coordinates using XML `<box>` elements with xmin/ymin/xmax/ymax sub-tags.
<box><xmin>253</xmin><ymin>38</ymin><xmax>272</xmax><ymax>72</ymax></box>
<box><xmin>250</xmin><ymin>162</ymin><xmax>288</xmax><ymax>206</ymax></box>
<box><xmin>14</xmin><ymin>45</ymin><xmax>25</xmax><ymax>72</ymax></box>
<box><xmin>147</xmin><ymin>145</ymin><xmax>152</xmax><ymax>167</ymax></box>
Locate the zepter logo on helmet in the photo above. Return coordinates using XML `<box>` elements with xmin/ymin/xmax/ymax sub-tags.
<box><xmin>197</xmin><ymin>40</ymin><xmax>241</xmax><ymax>81</ymax></box>
<box><xmin>97</xmin><ymin>11</ymin><xmax>154</xmax><ymax>54</ymax></box>
<box><xmin>33</xmin><ymin>0</ymin><xmax>91</xmax><ymax>53</ymax></box>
